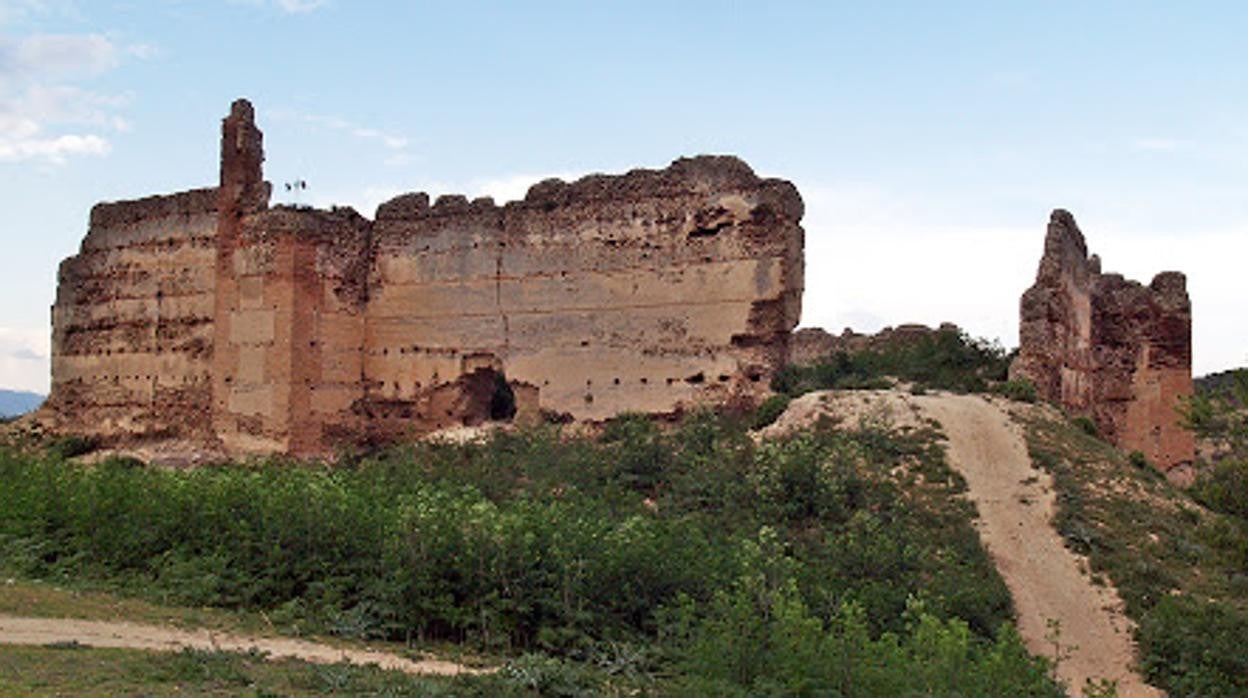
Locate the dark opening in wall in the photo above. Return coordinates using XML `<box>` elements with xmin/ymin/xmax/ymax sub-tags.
<box><xmin>687</xmin><ymin>221</ymin><xmax>730</xmax><ymax>239</ymax></box>
<box><xmin>490</xmin><ymin>372</ymin><xmax>516</xmax><ymax>421</ymax></box>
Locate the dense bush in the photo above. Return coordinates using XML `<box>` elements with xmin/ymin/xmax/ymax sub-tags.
<box><xmin>750</xmin><ymin>393</ymin><xmax>791</xmax><ymax>429</ymax></box>
<box><xmin>995</xmin><ymin>378</ymin><xmax>1038</xmax><ymax>403</ymax></box>
<box><xmin>0</xmin><ymin>413</ymin><xmax>1057</xmax><ymax>691</ymax></box>
<box><xmin>774</xmin><ymin>329</ymin><xmax>1011</xmax><ymax>397</ymax></box>
<box><xmin>1191</xmin><ymin>460</ymin><xmax>1248</xmax><ymax>520</ymax></box>
<box><xmin>1183</xmin><ymin>368</ymin><xmax>1247</xmax><ymax>456</ymax></box>
<box><xmin>1028</xmin><ymin>404</ymin><xmax>1248</xmax><ymax>697</ymax></box>
<box><xmin>1138</xmin><ymin>595</ymin><xmax>1248</xmax><ymax>697</ymax></box>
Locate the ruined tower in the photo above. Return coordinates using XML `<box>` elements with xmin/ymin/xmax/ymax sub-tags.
<box><xmin>1011</xmin><ymin>210</ymin><xmax>1195</xmax><ymax>471</ymax></box>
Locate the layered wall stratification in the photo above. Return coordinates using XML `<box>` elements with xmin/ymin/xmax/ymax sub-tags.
<box><xmin>45</xmin><ymin>99</ymin><xmax>805</xmax><ymax>457</ymax></box>
<box><xmin>1010</xmin><ymin>209</ymin><xmax>1194</xmax><ymax>471</ymax></box>
<box><xmin>49</xmin><ymin>189</ymin><xmax>221</xmax><ymax>441</ymax></box>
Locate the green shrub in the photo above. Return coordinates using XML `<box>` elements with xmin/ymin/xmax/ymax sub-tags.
<box><xmin>674</xmin><ymin>563</ymin><xmax>1059</xmax><ymax>696</ymax></box>
<box><xmin>750</xmin><ymin>394</ymin><xmax>791</xmax><ymax>430</ymax></box>
<box><xmin>996</xmin><ymin>379</ymin><xmax>1038</xmax><ymax>403</ymax></box>
<box><xmin>43</xmin><ymin>435</ymin><xmax>97</xmax><ymax>459</ymax></box>
<box><xmin>1138</xmin><ymin>596</ymin><xmax>1248</xmax><ymax>696</ymax></box>
<box><xmin>1192</xmin><ymin>459</ymin><xmax>1248</xmax><ymax>521</ymax></box>
<box><xmin>0</xmin><ymin>412</ymin><xmax>1053</xmax><ymax>688</ymax></box>
<box><xmin>775</xmin><ymin>329</ymin><xmax>1011</xmax><ymax>397</ymax></box>
<box><xmin>1072</xmin><ymin>416</ymin><xmax>1100</xmax><ymax>438</ymax></box>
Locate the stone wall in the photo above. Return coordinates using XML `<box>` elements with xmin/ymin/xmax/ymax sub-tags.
<box><xmin>1011</xmin><ymin>209</ymin><xmax>1194</xmax><ymax>471</ymax></box>
<box><xmin>790</xmin><ymin>323</ymin><xmax>963</xmax><ymax>366</ymax></box>
<box><xmin>44</xmin><ymin>99</ymin><xmax>805</xmax><ymax>457</ymax></box>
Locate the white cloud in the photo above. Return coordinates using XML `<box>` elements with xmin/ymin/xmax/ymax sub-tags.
<box><xmin>272</xmin><ymin>108</ymin><xmax>410</xmax><ymax>152</ymax></box>
<box><xmin>230</xmin><ymin>0</ymin><xmax>326</xmax><ymax>14</ymax></box>
<box><xmin>124</xmin><ymin>42</ymin><xmax>158</xmax><ymax>60</ymax></box>
<box><xmin>0</xmin><ymin>326</ymin><xmax>50</xmax><ymax>393</ymax></box>
<box><xmin>311</xmin><ymin>171</ymin><xmax>585</xmax><ymax>216</ymax></box>
<box><xmin>0</xmin><ymin>32</ymin><xmax>133</xmax><ymax>164</ymax></box>
<box><xmin>274</xmin><ymin>0</ymin><xmax>327</xmax><ymax>12</ymax></box>
<box><xmin>466</xmin><ymin>171</ymin><xmax>583</xmax><ymax>204</ymax></box>
<box><xmin>0</xmin><ymin>129</ymin><xmax>109</xmax><ymax>162</ymax></box>
<box><xmin>1130</xmin><ymin>137</ymin><xmax>1186</xmax><ymax>153</ymax></box>
<box><xmin>0</xmin><ymin>1</ymin><xmax>82</xmax><ymax>27</ymax></box>
<box><xmin>8</xmin><ymin>32</ymin><xmax>119</xmax><ymax>78</ymax></box>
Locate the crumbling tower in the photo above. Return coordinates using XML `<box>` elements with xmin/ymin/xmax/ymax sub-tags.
<box><xmin>1011</xmin><ymin>210</ymin><xmax>1195</xmax><ymax>472</ymax></box>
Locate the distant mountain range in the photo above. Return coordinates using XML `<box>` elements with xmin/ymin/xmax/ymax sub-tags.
<box><xmin>0</xmin><ymin>390</ymin><xmax>45</xmax><ymax>418</ymax></box>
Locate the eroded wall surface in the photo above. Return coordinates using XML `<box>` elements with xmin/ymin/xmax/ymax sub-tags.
<box><xmin>47</xmin><ymin>189</ymin><xmax>220</xmax><ymax>442</ymax></box>
<box><xmin>363</xmin><ymin>158</ymin><xmax>804</xmax><ymax>439</ymax></box>
<box><xmin>46</xmin><ymin>100</ymin><xmax>805</xmax><ymax>456</ymax></box>
<box><xmin>1011</xmin><ymin>210</ymin><xmax>1194</xmax><ymax>470</ymax></box>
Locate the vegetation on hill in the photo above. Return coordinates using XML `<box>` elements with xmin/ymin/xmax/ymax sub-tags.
<box><xmin>0</xmin><ymin>410</ymin><xmax>1064</xmax><ymax>695</ymax></box>
<box><xmin>1022</xmin><ymin>394</ymin><xmax>1248</xmax><ymax>697</ymax></box>
<box><xmin>772</xmin><ymin>328</ymin><xmax>1023</xmax><ymax>398</ymax></box>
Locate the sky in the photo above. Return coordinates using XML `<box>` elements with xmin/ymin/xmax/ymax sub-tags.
<box><xmin>1</xmin><ymin>1</ymin><xmax>1245</xmax><ymax>394</ymax></box>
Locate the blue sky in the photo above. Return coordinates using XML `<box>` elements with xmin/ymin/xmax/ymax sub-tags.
<box><xmin>1</xmin><ymin>1</ymin><xmax>1245</xmax><ymax>393</ymax></box>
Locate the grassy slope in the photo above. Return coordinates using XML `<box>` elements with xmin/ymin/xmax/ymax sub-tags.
<box><xmin>1018</xmin><ymin>404</ymin><xmax>1248</xmax><ymax>695</ymax></box>
<box><xmin>1019</xmin><ymin>405</ymin><xmax>1246</xmax><ymax>614</ymax></box>
<box><xmin>0</xmin><ymin>645</ymin><xmax>518</xmax><ymax>697</ymax></box>
<box><xmin>0</xmin><ymin>412</ymin><xmax>1066</xmax><ymax>695</ymax></box>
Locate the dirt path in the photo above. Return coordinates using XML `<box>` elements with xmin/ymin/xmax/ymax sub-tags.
<box><xmin>0</xmin><ymin>615</ymin><xmax>486</xmax><ymax>677</ymax></box>
<box><xmin>911</xmin><ymin>393</ymin><xmax>1159</xmax><ymax>697</ymax></box>
<box><xmin>760</xmin><ymin>389</ymin><xmax>1158</xmax><ymax>697</ymax></box>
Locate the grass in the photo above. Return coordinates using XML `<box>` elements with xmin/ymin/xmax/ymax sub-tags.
<box><xmin>1017</xmin><ymin>403</ymin><xmax>1248</xmax><ymax>696</ymax></box>
<box><xmin>0</xmin><ymin>573</ymin><xmax>277</xmax><ymax>635</ymax></box>
<box><xmin>1019</xmin><ymin>405</ymin><xmax>1244</xmax><ymax>613</ymax></box>
<box><xmin>0</xmin><ymin>645</ymin><xmax>530</xmax><ymax>697</ymax></box>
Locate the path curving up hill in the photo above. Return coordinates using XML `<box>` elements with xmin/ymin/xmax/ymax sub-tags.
<box><xmin>0</xmin><ymin>615</ymin><xmax>485</xmax><ymax>677</ymax></box>
<box><xmin>762</xmin><ymin>389</ymin><xmax>1159</xmax><ymax>697</ymax></box>
<box><xmin>911</xmin><ymin>393</ymin><xmax>1159</xmax><ymax>697</ymax></box>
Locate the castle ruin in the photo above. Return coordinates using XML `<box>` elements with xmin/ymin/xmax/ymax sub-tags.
<box><xmin>1011</xmin><ymin>209</ymin><xmax>1195</xmax><ymax>471</ymax></box>
<box><xmin>44</xmin><ymin>99</ymin><xmax>805</xmax><ymax>457</ymax></box>
<box><xmin>42</xmin><ymin>100</ymin><xmax>1196</xmax><ymax>470</ymax></box>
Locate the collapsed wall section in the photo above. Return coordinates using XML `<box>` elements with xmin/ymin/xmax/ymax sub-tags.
<box><xmin>47</xmin><ymin>189</ymin><xmax>220</xmax><ymax>442</ymax></box>
<box><xmin>1011</xmin><ymin>210</ymin><xmax>1194</xmax><ymax>471</ymax></box>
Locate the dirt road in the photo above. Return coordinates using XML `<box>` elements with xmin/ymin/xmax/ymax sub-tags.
<box><xmin>761</xmin><ymin>389</ymin><xmax>1159</xmax><ymax>697</ymax></box>
<box><xmin>0</xmin><ymin>615</ymin><xmax>484</xmax><ymax>676</ymax></box>
<box><xmin>912</xmin><ymin>393</ymin><xmax>1159</xmax><ymax>697</ymax></box>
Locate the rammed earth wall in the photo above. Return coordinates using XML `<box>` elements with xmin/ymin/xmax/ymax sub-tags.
<box><xmin>45</xmin><ymin>100</ymin><xmax>805</xmax><ymax>456</ymax></box>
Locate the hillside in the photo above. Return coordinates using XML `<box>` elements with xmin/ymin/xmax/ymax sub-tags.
<box><xmin>1</xmin><ymin>402</ymin><xmax>1065</xmax><ymax>695</ymax></box>
<box><xmin>0</xmin><ymin>390</ymin><xmax>43</xmax><ymax>419</ymax></box>
<box><xmin>1</xmin><ymin>333</ymin><xmax>1244</xmax><ymax>694</ymax></box>
<box><xmin>1195</xmin><ymin>368</ymin><xmax>1248</xmax><ymax>398</ymax></box>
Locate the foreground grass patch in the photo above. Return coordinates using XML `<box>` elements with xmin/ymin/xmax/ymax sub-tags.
<box><xmin>0</xmin><ymin>645</ymin><xmax>519</xmax><ymax>697</ymax></box>
<box><xmin>0</xmin><ymin>411</ymin><xmax>1062</xmax><ymax>694</ymax></box>
<box><xmin>1019</xmin><ymin>406</ymin><xmax>1248</xmax><ymax>697</ymax></box>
